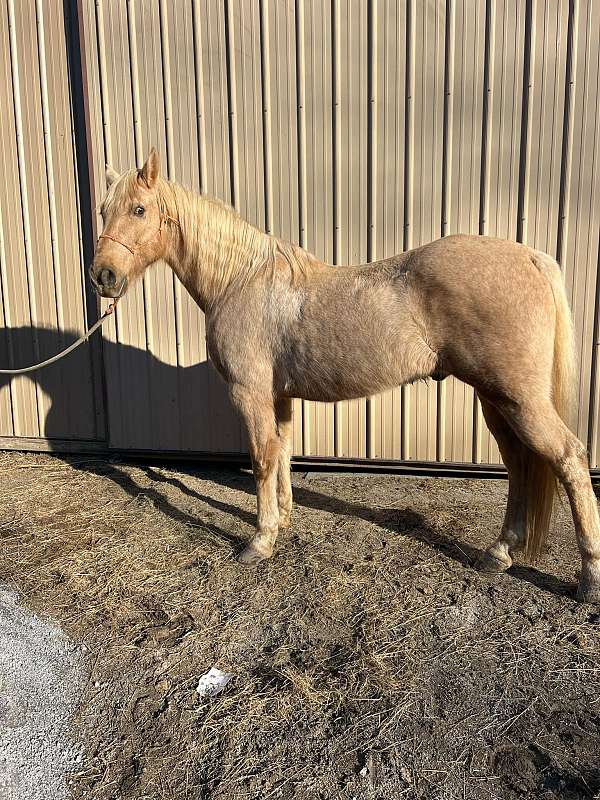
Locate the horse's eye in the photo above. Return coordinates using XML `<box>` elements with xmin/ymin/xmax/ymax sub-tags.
<box><xmin>134</xmin><ymin>205</ymin><xmax>145</xmax><ymax>217</ymax></box>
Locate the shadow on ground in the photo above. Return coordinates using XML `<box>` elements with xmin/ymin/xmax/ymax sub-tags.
<box><xmin>72</xmin><ymin>459</ymin><xmax>577</xmax><ymax>601</ymax></box>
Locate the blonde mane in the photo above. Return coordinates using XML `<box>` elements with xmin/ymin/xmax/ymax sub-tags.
<box><xmin>157</xmin><ymin>180</ymin><xmax>274</xmax><ymax>286</ymax></box>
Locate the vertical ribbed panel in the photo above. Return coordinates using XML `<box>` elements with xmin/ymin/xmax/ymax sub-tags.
<box><xmin>12</xmin><ymin>0</ymin><xmax>57</xmax><ymax>433</ymax></box>
<box><xmin>521</xmin><ymin>0</ymin><xmax>568</xmax><ymax>257</ymax></box>
<box><xmin>563</xmin><ymin>0</ymin><xmax>600</xmax><ymax>459</ymax></box>
<box><xmin>0</xmin><ymin>3</ymin><xmax>37</xmax><ymax>437</ymax></box>
<box><xmin>228</xmin><ymin>0</ymin><xmax>265</xmax><ymax>230</ymax></box>
<box><xmin>38</xmin><ymin>0</ymin><xmax>96</xmax><ymax>438</ymax></box>
<box><xmin>403</xmin><ymin>0</ymin><xmax>445</xmax><ymax>461</ymax></box>
<box><xmin>368</xmin><ymin>0</ymin><xmax>406</xmax><ymax>460</ymax></box>
<box><xmin>297</xmin><ymin>0</ymin><xmax>335</xmax><ymax>457</ymax></box>
<box><xmin>0</xmin><ymin>0</ymin><xmax>98</xmax><ymax>444</ymax></box>
<box><xmin>261</xmin><ymin>0</ymin><xmax>299</xmax><ymax>242</ymax></box>
<box><xmin>333</xmin><ymin>0</ymin><xmax>368</xmax><ymax>458</ymax></box>
<box><xmin>2</xmin><ymin>1</ymin><xmax>600</xmax><ymax>469</ymax></box>
<box><xmin>37</xmin><ymin>0</ymin><xmax>100</xmax><ymax>440</ymax></box>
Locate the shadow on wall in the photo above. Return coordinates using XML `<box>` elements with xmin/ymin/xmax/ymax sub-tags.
<box><xmin>0</xmin><ymin>325</ymin><xmax>243</xmax><ymax>452</ymax></box>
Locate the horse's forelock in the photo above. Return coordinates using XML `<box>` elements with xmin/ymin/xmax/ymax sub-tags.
<box><xmin>101</xmin><ymin>170</ymin><xmax>139</xmax><ymax>219</ymax></box>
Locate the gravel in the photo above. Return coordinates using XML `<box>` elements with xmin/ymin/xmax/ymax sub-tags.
<box><xmin>0</xmin><ymin>585</ymin><xmax>86</xmax><ymax>800</ymax></box>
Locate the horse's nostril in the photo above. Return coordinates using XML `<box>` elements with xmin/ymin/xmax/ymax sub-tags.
<box><xmin>99</xmin><ymin>268</ymin><xmax>116</xmax><ymax>288</ymax></box>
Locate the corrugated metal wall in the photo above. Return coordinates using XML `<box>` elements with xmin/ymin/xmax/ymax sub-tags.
<box><xmin>2</xmin><ymin>0</ymin><xmax>600</xmax><ymax>469</ymax></box>
<box><xmin>0</xmin><ymin>0</ymin><xmax>104</xmax><ymax>445</ymax></box>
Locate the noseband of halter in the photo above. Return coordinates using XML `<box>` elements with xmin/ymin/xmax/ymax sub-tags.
<box><xmin>98</xmin><ymin>212</ymin><xmax>180</xmax><ymax>256</ymax></box>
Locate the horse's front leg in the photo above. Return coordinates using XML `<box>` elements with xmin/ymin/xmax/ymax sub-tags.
<box><xmin>276</xmin><ymin>397</ymin><xmax>293</xmax><ymax>529</ymax></box>
<box><xmin>230</xmin><ymin>385</ymin><xmax>281</xmax><ymax>565</ymax></box>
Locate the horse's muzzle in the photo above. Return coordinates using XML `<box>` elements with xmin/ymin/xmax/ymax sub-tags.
<box><xmin>89</xmin><ymin>266</ymin><xmax>128</xmax><ymax>299</ymax></box>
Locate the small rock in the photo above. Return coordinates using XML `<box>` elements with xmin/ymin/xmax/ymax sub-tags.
<box><xmin>196</xmin><ymin>667</ymin><xmax>234</xmax><ymax>697</ymax></box>
<box><xmin>399</xmin><ymin>766</ymin><xmax>412</xmax><ymax>785</ymax></box>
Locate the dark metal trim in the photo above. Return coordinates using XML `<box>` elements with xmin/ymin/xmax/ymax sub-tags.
<box><xmin>67</xmin><ymin>0</ymin><xmax>110</xmax><ymax>443</ymax></box>
<box><xmin>3</xmin><ymin>436</ymin><xmax>600</xmax><ymax>483</ymax></box>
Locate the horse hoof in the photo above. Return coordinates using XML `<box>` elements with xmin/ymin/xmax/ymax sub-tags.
<box><xmin>278</xmin><ymin>514</ymin><xmax>291</xmax><ymax>530</ymax></box>
<box><xmin>576</xmin><ymin>582</ymin><xmax>600</xmax><ymax>604</ymax></box>
<box><xmin>476</xmin><ymin>551</ymin><xmax>510</xmax><ymax>574</ymax></box>
<box><xmin>238</xmin><ymin>544</ymin><xmax>270</xmax><ymax>566</ymax></box>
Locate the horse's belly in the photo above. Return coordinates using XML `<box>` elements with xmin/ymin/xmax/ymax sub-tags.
<box><xmin>277</xmin><ymin>284</ymin><xmax>436</xmax><ymax>400</ymax></box>
<box><xmin>280</xmin><ymin>354</ymin><xmax>403</xmax><ymax>402</ymax></box>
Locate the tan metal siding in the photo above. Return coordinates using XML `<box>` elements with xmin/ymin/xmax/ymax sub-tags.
<box><xmin>297</xmin><ymin>0</ymin><xmax>335</xmax><ymax>457</ymax></box>
<box><xmin>0</xmin><ymin>0</ymin><xmax>99</xmax><ymax>443</ymax></box>
<box><xmin>2</xmin><ymin>0</ymin><xmax>600</xmax><ymax>472</ymax></box>
<box><xmin>368</xmin><ymin>0</ymin><xmax>407</xmax><ymax>460</ymax></box>
<box><xmin>0</xmin><ymin>4</ymin><xmax>37</xmax><ymax>438</ymax></box>
<box><xmin>565</xmin><ymin>0</ymin><xmax>600</xmax><ymax>462</ymax></box>
<box><xmin>334</xmin><ymin>0</ymin><xmax>368</xmax><ymax>458</ymax></box>
<box><xmin>521</xmin><ymin>0</ymin><xmax>568</xmax><ymax>257</ymax></box>
<box><xmin>38</xmin><ymin>0</ymin><xmax>100</xmax><ymax>440</ymax></box>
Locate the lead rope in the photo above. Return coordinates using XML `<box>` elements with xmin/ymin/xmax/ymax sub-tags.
<box><xmin>0</xmin><ymin>299</ymin><xmax>118</xmax><ymax>375</ymax></box>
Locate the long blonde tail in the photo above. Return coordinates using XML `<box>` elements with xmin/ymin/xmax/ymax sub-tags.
<box><xmin>523</xmin><ymin>252</ymin><xmax>576</xmax><ymax>560</ymax></box>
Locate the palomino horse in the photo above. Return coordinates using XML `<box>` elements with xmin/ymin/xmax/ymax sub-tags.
<box><xmin>91</xmin><ymin>149</ymin><xmax>600</xmax><ymax>604</ymax></box>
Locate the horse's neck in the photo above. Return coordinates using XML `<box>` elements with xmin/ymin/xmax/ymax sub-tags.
<box><xmin>164</xmin><ymin>186</ymin><xmax>275</xmax><ymax>311</ymax></box>
<box><xmin>164</xmin><ymin>185</ymin><xmax>330</xmax><ymax>310</ymax></box>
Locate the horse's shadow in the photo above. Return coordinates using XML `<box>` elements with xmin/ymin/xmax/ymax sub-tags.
<box><xmin>0</xmin><ymin>324</ymin><xmax>240</xmax><ymax>449</ymax></box>
<box><xmin>72</xmin><ymin>459</ymin><xmax>577</xmax><ymax>602</ymax></box>
<box><xmin>0</xmin><ymin>324</ymin><xmax>577</xmax><ymax>602</ymax></box>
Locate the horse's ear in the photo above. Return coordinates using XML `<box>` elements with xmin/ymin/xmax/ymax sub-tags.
<box><xmin>138</xmin><ymin>147</ymin><xmax>160</xmax><ymax>189</ymax></box>
<box><xmin>105</xmin><ymin>165</ymin><xmax>119</xmax><ymax>188</ymax></box>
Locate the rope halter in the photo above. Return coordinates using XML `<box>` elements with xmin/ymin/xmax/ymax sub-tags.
<box><xmin>98</xmin><ymin>212</ymin><xmax>180</xmax><ymax>256</ymax></box>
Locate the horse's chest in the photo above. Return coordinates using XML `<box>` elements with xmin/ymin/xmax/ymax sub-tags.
<box><xmin>206</xmin><ymin>314</ymin><xmax>268</xmax><ymax>384</ymax></box>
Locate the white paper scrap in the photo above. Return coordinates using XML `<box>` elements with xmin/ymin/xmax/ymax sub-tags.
<box><xmin>196</xmin><ymin>667</ymin><xmax>234</xmax><ymax>697</ymax></box>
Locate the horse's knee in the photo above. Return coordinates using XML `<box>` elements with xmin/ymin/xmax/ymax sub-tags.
<box><xmin>253</xmin><ymin>436</ymin><xmax>280</xmax><ymax>484</ymax></box>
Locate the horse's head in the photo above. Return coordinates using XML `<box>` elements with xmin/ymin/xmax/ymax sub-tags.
<box><xmin>91</xmin><ymin>148</ymin><xmax>175</xmax><ymax>298</ymax></box>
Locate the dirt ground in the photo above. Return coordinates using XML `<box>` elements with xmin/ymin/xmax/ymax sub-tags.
<box><xmin>0</xmin><ymin>451</ymin><xmax>598</xmax><ymax>800</ymax></box>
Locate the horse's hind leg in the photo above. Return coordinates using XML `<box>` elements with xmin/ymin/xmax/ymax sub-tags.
<box><xmin>229</xmin><ymin>385</ymin><xmax>281</xmax><ymax>565</ymax></box>
<box><xmin>478</xmin><ymin>400</ymin><xmax>527</xmax><ymax>572</ymax></box>
<box><xmin>276</xmin><ymin>397</ymin><xmax>293</xmax><ymax>529</ymax></box>
<box><xmin>499</xmin><ymin>398</ymin><xmax>600</xmax><ymax>603</ymax></box>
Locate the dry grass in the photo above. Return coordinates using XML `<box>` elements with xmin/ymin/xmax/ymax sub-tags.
<box><xmin>0</xmin><ymin>451</ymin><xmax>598</xmax><ymax>799</ymax></box>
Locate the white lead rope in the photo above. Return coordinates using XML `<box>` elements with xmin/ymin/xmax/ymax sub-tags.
<box><xmin>0</xmin><ymin>300</ymin><xmax>118</xmax><ymax>375</ymax></box>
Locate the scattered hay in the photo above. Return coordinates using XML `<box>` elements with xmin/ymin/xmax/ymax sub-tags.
<box><xmin>0</xmin><ymin>452</ymin><xmax>598</xmax><ymax>799</ymax></box>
